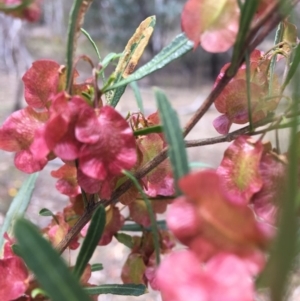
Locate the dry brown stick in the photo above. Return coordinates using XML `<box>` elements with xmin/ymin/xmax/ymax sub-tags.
<box><xmin>56</xmin><ymin>2</ymin><xmax>296</xmax><ymax>253</ymax></box>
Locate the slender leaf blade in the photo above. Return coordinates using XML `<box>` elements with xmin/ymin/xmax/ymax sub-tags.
<box><xmin>14</xmin><ymin>219</ymin><xmax>91</xmax><ymax>301</ymax></box>
<box><xmin>81</xmin><ymin>28</ymin><xmax>101</xmax><ymax>61</ymax></box>
<box><xmin>91</xmin><ymin>263</ymin><xmax>103</xmax><ymax>272</ymax></box>
<box><xmin>229</xmin><ymin>0</ymin><xmax>259</xmax><ymax>75</ymax></box>
<box><xmin>39</xmin><ymin>208</ymin><xmax>54</xmax><ymax>217</ymax></box>
<box><xmin>268</xmin><ymin>57</ymin><xmax>300</xmax><ymax>301</ymax></box>
<box><xmin>84</xmin><ymin>284</ymin><xmax>147</xmax><ymax>296</ymax></box>
<box><xmin>103</xmin><ymin>33</ymin><xmax>194</xmax><ymax>92</ymax></box>
<box><xmin>282</xmin><ymin>43</ymin><xmax>300</xmax><ymax>90</ymax></box>
<box><xmin>257</xmin><ymin>61</ymin><xmax>300</xmax><ymax>300</ymax></box>
<box><xmin>134</xmin><ymin>125</ymin><xmax>163</xmax><ymax>136</ymax></box>
<box><xmin>73</xmin><ymin>205</ymin><xmax>106</xmax><ymax>279</ymax></box>
<box><xmin>114</xmin><ymin>232</ymin><xmax>134</xmax><ymax>248</ymax></box>
<box><xmin>156</xmin><ymin>89</ymin><xmax>190</xmax><ymax>194</ymax></box>
<box><xmin>121</xmin><ymin>220</ymin><xmax>167</xmax><ymax>232</ymax></box>
<box><xmin>0</xmin><ymin>173</ymin><xmax>38</xmax><ymax>250</ymax></box>
<box><xmin>130</xmin><ymin>81</ymin><xmax>144</xmax><ymax>114</ymax></box>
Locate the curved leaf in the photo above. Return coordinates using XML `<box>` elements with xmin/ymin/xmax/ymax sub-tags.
<box><xmin>73</xmin><ymin>205</ymin><xmax>106</xmax><ymax>279</ymax></box>
<box><xmin>114</xmin><ymin>232</ymin><xmax>134</xmax><ymax>249</ymax></box>
<box><xmin>130</xmin><ymin>81</ymin><xmax>144</xmax><ymax>114</ymax></box>
<box><xmin>14</xmin><ymin>219</ymin><xmax>91</xmax><ymax>301</ymax></box>
<box><xmin>106</xmin><ymin>16</ymin><xmax>156</xmax><ymax>107</ymax></box>
<box><xmin>156</xmin><ymin>89</ymin><xmax>190</xmax><ymax>194</ymax></box>
<box><xmin>268</xmin><ymin>63</ymin><xmax>300</xmax><ymax>301</ymax></box>
<box><xmin>80</xmin><ymin>28</ymin><xmax>101</xmax><ymax>61</ymax></box>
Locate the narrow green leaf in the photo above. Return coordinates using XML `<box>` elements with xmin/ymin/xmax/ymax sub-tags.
<box><xmin>114</xmin><ymin>232</ymin><xmax>134</xmax><ymax>248</ymax></box>
<box><xmin>268</xmin><ymin>58</ymin><xmax>300</xmax><ymax>301</ymax></box>
<box><xmin>14</xmin><ymin>219</ymin><xmax>91</xmax><ymax>301</ymax></box>
<box><xmin>91</xmin><ymin>263</ymin><xmax>103</xmax><ymax>272</ymax></box>
<box><xmin>106</xmin><ymin>16</ymin><xmax>156</xmax><ymax>107</ymax></box>
<box><xmin>73</xmin><ymin>205</ymin><xmax>106</xmax><ymax>279</ymax></box>
<box><xmin>155</xmin><ymin>89</ymin><xmax>190</xmax><ymax>194</ymax></box>
<box><xmin>134</xmin><ymin>125</ymin><xmax>163</xmax><ymax>136</ymax></box>
<box><xmin>103</xmin><ymin>33</ymin><xmax>194</xmax><ymax>92</ymax></box>
<box><xmin>102</xmin><ymin>52</ymin><xmax>122</xmax><ymax>68</ymax></box>
<box><xmin>81</xmin><ymin>28</ymin><xmax>101</xmax><ymax>61</ymax></box>
<box><xmin>282</xmin><ymin>44</ymin><xmax>300</xmax><ymax>91</ymax></box>
<box><xmin>85</xmin><ymin>284</ymin><xmax>147</xmax><ymax>296</ymax></box>
<box><xmin>258</xmin><ymin>62</ymin><xmax>300</xmax><ymax>300</ymax></box>
<box><xmin>123</xmin><ymin>170</ymin><xmax>160</xmax><ymax>265</ymax></box>
<box><xmin>229</xmin><ymin>0</ymin><xmax>259</xmax><ymax>75</ymax></box>
<box><xmin>0</xmin><ymin>173</ymin><xmax>38</xmax><ymax>251</ymax></box>
<box><xmin>39</xmin><ymin>208</ymin><xmax>54</xmax><ymax>217</ymax></box>
<box><xmin>39</xmin><ymin>208</ymin><xmax>59</xmax><ymax>224</ymax></box>
<box><xmin>31</xmin><ymin>288</ymin><xmax>47</xmax><ymax>299</ymax></box>
<box><xmin>100</xmin><ymin>53</ymin><xmax>122</xmax><ymax>93</ymax></box>
<box><xmin>121</xmin><ymin>220</ymin><xmax>167</xmax><ymax>232</ymax></box>
<box><xmin>130</xmin><ymin>81</ymin><xmax>144</xmax><ymax>114</ymax></box>
<box><xmin>189</xmin><ymin>162</ymin><xmax>213</xmax><ymax>169</ymax></box>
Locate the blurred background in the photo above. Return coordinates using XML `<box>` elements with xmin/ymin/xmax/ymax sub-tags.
<box><xmin>0</xmin><ymin>1</ymin><xmax>299</xmax><ymax>300</ymax></box>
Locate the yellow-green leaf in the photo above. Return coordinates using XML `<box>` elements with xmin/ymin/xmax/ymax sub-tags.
<box><xmin>107</xmin><ymin>16</ymin><xmax>156</xmax><ymax>106</ymax></box>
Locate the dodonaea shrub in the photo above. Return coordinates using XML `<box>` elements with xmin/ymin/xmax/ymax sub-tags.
<box><xmin>0</xmin><ymin>0</ymin><xmax>300</xmax><ymax>301</ymax></box>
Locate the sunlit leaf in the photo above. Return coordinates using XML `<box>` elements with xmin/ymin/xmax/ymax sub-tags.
<box><xmin>106</xmin><ymin>16</ymin><xmax>155</xmax><ymax>107</ymax></box>
<box><xmin>121</xmin><ymin>220</ymin><xmax>167</xmax><ymax>232</ymax></box>
<box><xmin>229</xmin><ymin>0</ymin><xmax>259</xmax><ymax>75</ymax></box>
<box><xmin>84</xmin><ymin>284</ymin><xmax>147</xmax><ymax>296</ymax></box>
<box><xmin>103</xmin><ymin>33</ymin><xmax>193</xmax><ymax>92</ymax></box>
<box><xmin>114</xmin><ymin>233</ymin><xmax>134</xmax><ymax>249</ymax></box>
